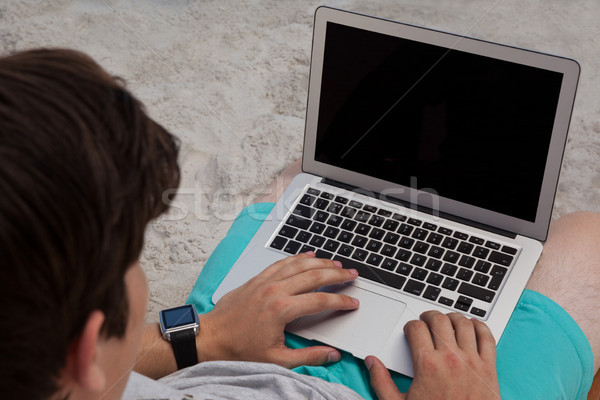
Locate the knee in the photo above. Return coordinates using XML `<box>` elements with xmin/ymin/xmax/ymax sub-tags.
<box><xmin>549</xmin><ymin>211</ymin><xmax>600</xmax><ymax>245</ymax></box>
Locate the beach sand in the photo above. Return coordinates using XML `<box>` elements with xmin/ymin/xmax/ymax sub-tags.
<box><xmin>2</xmin><ymin>0</ymin><xmax>599</xmax><ymax>322</ymax></box>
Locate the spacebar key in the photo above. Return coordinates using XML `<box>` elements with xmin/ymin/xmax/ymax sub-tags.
<box><xmin>333</xmin><ymin>255</ymin><xmax>406</xmax><ymax>290</ymax></box>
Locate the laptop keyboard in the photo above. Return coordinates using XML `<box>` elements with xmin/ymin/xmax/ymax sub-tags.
<box><xmin>268</xmin><ymin>186</ymin><xmax>519</xmax><ymax>318</ymax></box>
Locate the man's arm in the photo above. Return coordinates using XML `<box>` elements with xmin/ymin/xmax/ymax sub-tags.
<box><xmin>366</xmin><ymin>311</ymin><xmax>501</xmax><ymax>399</ymax></box>
<box><xmin>133</xmin><ymin>252</ymin><xmax>359</xmax><ymax>379</ymax></box>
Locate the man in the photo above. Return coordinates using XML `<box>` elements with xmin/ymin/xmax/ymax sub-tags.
<box><xmin>0</xmin><ymin>49</ymin><xmax>596</xmax><ymax>400</ymax></box>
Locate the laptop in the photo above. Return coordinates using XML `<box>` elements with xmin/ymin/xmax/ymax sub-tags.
<box><xmin>213</xmin><ymin>6</ymin><xmax>580</xmax><ymax>377</ymax></box>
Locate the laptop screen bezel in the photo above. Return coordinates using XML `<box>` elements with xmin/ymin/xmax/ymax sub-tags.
<box><xmin>302</xmin><ymin>6</ymin><xmax>580</xmax><ymax>242</ymax></box>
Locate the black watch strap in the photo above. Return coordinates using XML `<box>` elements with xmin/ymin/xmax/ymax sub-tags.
<box><xmin>170</xmin><ymin>329</ymin><xmax>198</xmax><ymax>370</ymax></box>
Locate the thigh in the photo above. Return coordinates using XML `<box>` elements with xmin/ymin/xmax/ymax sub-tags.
<box><xmin>526</xmin><ymin>211</ymin><xmax>600</xmax><ymax>372</ymax></box>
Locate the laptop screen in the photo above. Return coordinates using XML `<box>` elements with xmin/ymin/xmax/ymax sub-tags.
<box><xmin>314</xmin><ymin>22</ymin><xmax>564</xmax><ymax>223</ymax></box>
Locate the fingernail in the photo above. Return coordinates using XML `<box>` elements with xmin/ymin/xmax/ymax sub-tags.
<box><xmin>352</xmin><ymin>297</ymin><xmax>360</xmax><ymax>306</ymax></box>
<box><xmin>328</xmin><ymin>351</ymin><xmax>341</xmax><ymax>363</ymax></box>
<box><xmin>332</xmin><ymin>260</ymin><xmax>342</xmax><ymax>268</ymax></box>
<box><xmin>305</xmin><ymin>251</ymin><xmax>315</xmax><ymax>257</ymax></box>
<box><xmin>349</xmin><ymin>268</ymin><xmax>358</xmax><ymax>276</ymax></box>
<box><xmin>364</xmin><ymin>356</ymin><xmax>374</xmax><ymax>370</ymax></box>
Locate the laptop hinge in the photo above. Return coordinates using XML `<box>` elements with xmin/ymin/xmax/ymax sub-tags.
<box><xmin>321</xmin><ymin>178</ymin><xmax>517</xmax><ymax>239</ymax></box>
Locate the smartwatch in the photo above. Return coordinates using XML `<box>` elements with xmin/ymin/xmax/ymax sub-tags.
<box><xmin>159</xmin><ymin>304</ymin><xmax>200</xmax><ymax>370</ymax></box>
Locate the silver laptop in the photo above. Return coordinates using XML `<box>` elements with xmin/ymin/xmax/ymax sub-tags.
<box><xmin>213</xmin><ymin>6</ymin><xmax>579</xmax><ymax>377</ymax></box>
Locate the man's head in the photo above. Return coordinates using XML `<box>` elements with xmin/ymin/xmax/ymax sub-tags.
<box><xmin>0</xmin><ymin>49</ymin><xmax>180</xmax><ymax>399</ymax></box>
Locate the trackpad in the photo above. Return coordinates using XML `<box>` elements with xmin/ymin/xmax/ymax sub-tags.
<box><xmin>288</xmin><ymin>284</ymin><xmax>406</xmax><ymax>355</ymax></box>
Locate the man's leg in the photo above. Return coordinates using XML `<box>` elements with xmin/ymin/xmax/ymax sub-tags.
<box><xmin>526</xmin><ymin>211</ymin><xmax>600</xmax><ymax>372</ymax></box>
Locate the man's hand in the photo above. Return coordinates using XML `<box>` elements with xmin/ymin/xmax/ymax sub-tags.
<box><xmin>366</xmin><ymin>311</ymin><xmax>501</xmax><ymax>399</ymax></box>
<box><xmin>196</xmin><ymin>252</ymin><xmax>359</xmax><ymax>368</ymax></box>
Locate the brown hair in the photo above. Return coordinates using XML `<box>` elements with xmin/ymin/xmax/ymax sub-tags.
<box><xmin>0</xmin><ymin>48</ymin><xmax>180</xmax><ymax>399</ymax></box>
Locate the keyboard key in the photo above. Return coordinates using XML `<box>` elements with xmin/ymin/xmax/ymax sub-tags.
<box><xmin>300</xmin><ymin>244</ymin><xmax>315</xmax><ymax>253</ymax></box>
<box><xmin>300</xmin><ymin>194</ymin><xmax>316</xmax><ymax>206</ymax></box>
<box><xmin>355</xmin><ymin>223</ymin><xmax>370</xmax><ymax>235</ymax></box>
<box><xmin>369</xmin><ymin>228</ymin><xmax>385</xmax><ymax>240</ymax></box>
<box><xmin>333</xmin><ymin>255</ymin><xmax>406</xmax><ymax>289</ymax></box>
<box><xmin>454</xmin><ymin>296</ymin><xmax>473</xmax><ymax>311</ymax></box>
<box><xmin>351</xmin><ymin>235</ymin><xmax>368</xmax><ymax>248</ymax></box>
<box><xmin>339</xmin><ymin>244</ymin><xmax>354</xmax><ymax>257</ymax></box>
<box><xmin>458</xmin><ymin>282</ymin><xmax>495</xmax><ymax>302</ymax></box>
<box><xmin>323</xmin><ymin>226</ymin><xmax>339</xmax><ymax>238</ymax></box>
<box><xmin>412</xmin><ymin>228</ymin><xmax>428</xmax><ymax>240</ymax></box>
<box><xmin>296</xmin><ymin>231</ymin><xmax>311</xmax><ymax>243</ymax></box>
<box><xmin>270</xmin><ymin>236</ymin><xmax>287</xmax><ymax>250</ymax></box>
<box><xmin>427</xmin><ymin>232</ymin><xmax>443</xmax><ymax>245</ymax></box>
<box><xmin>338</xmin><ymin>231</ymin><xmax>353</xmax><ymax>243</ymax></box>
<box><xmin>395</xmin><ymin>249</ymin><xmax>411</xmax><ymax>261</ymax></box>
<box><xmin>427</xmin><ymin>246</ymin><xmax>444</xmax><ymax>259</ymax></box>
<box><xmin>472</xmin><ymin>246</ymin><xmax>490</xmax><ymax>259</ymax></box>
<box><xmin>368</xmin><ymin>215</ymin><xmax>385</xmax><ymax>227</ymax></box>
<box><xmin>413</xmin><ymin>241</ymin><xmax>430</xmax><ymax>254</ymax></box>
<box><xmin>306</xmin><ymin>188</ymin><xmax>320</xmax><ymax>196</ymax></box>
<box><xmin>341</xmin><ymin>219</ymin><xmax>357</xmax><ymax>231</ymax></box>
<box><xmin>315</xmin><ymin>249</ymin><xmax>333</xmax><ymax>259</ymax></box>
<box><xmin>294</xmin><ymin>204</ymin><xmax>314</xmax><ymax>218</ymax></box>
<box><xmin>382</xmin><ymin>258</ymin><xmax>398</xmax><ymax>271</ymax></box>
<box><xmin>396</xmin><ymin>263</ymin><xmax>412</xmax><ymax>276</ymax></box>
<box><xmin>403</xmin><ymin>279</ymin><xmax>426</xmax><ymax>296</ymax></box>
<box><xmin>443</xmin><ymin>251</ymin><xmax>460</xmax><ymax>263</ymax></box>
<box><xmin>366</xmin><ymin>253</ymin><xmax>383</xmax><ymax>267</ymax></box>
<box><xmin>383</xmin><ymin>232</ymin><xmax>400</xmax><ymax>245</ymax></box>
<box><xmin>335</xmin><ymin>195</ymin><xmax>348</xmax><ymax>204</ymax></box>
<box><xmin>411</xmin><ymin>267</ymin><xmax>428</xmax><ymax>281</ymax></box>
<box><xmin>472</xmin><ymin>273</ymin><xmax>490</xmax><ymax>287</ymax></box>
<box><xmin>398</xmin><ymin>223</ymin><xmax>414</xmax><ymax>235</ymax></box>
<box><xmin>407</xmin><ymin>218</ymin><xmax>422</xmax><ymax>226</ymax></box>
<box><xmin>279</xmin><ymin>225</ymin><xmax>298</xmax><ymax>239</ymax></box>
<box><xmin>438</xmin><ymin>296</ymin><xmax>454</xmax><ymax>306</ymax></box>
<box><xmin>284</xmin><ymin>240</ymin><xmax>302</xmax><ymax>254</ymax></box>
<box><xmin>352</xmin><ymin>249</ymin><xmax>368</xmax><ymax>261</ymax></box>
<box><xmin>324</xmin><ymin>239</ymin><xmax>340</xmax><ymax>252</ymax></box>
<box><xmin>381</xmin><ymin>244</ymin><xmax>396</xmax><ymax>256</ymax></box>
<box><xmin>469</xmin><ymin>236</ymin><xmax>484</xmax><ymax>245</ymax></box>
<box><xmin>409</xmin><ymin>254</ymin><xmax>426</xmax><ymax>267</ymax></box>
<box><xmin>453</xmin><ymin>231</ymin><xmax>469</xmax><ymax>240</ymax></box>
<box><xmin>423</xmin><ymin>286</ymin><xmax>441</xmax><ymax>301</ymax></box>
<box><xmin>309</xmin><ymin>235</ymin><xmax>326</xmax><ymax>247</ymax></box>
<box><xmin>458</xmin><ymin>255</ymin><xmax>475</xmax><ymax>268</ymax></box>
<box><xmin>366</xmin><ymin>240</ymin><xmax>382</xmax><ymax>252</ymax></box>
<box><xmin>502</xmin><ymin>245</ymin><xmax>518</xmax><ymax>255</ymax></box>
<box><xmin>327</xmin><ymin>203</ymin><xmax>343</xmax><ymax>214</ymax></box>
<box><xmin>355</xmin><ymin>211</ymin><xmax>371</xmax><ymax>222</ymax></box>
<box><xmin>363</xmin><ymin>205</ymin><xmax>377</xmax><ymax>213</ymax></box>
<box><xmin>314</xmin><ymin>210</ymin><xmax>329</xmax><ymax>222</ymax></box>
<box><xmin>383</xmin><ymin>219</ymin><xmax>400</xmax><ymax>231</ymax></box>
<box><xmin>349</xmin><ymin>200</ymin><xmax>363</xmax><ymax>208</ymax></box>
<box><xmin>471</xmin><ymin>307</ymin><xmax>486</xmax><ymax>317</ymax></box>
<box><xmin>378</xmin><ymin>209</ymin><xmax>392</xmax><ymax>217</ymax></box>
<box><xmin>438</xmin><ymin>227</ymin><xmax>453</xmax><ymax>235</ymax></box>
<box><xmin>423</xmin><ymin>222</ymin><xmax>437</xmax><ymax>230</ymax></box>
<box><xmin>320</xmin><ymin>191</ymin><xmax>335</xmax><ymax>200</ymax></box>
<box><xmin>488</xmin><ymin>276</ymin><xmax>504</xmax><ymax>290</ymax></box>
<box><xmin>456</xmin><ymin>268</ymin><xmax>474</xmax><ymax>281</ymax></box>
<box><xmin>314</xmin><ymin>198</ymin><xmax>330</xmax><ymax>210</ymax></box>
<box><xmin>474</xmin><ymin>260</ymin><xmax>492</xmax><ymax>273</ymax></box>
<box><xmin>442</xmin><ymin>277</ymin><xmax>459</xmax><ymax>291</ymax></box>
<box><xmin>327</xmin><ymin>215</ymin><xmax>343</xmax><ymax>227</ymax></box>
<box><xmin>441</xmin><ymin>263</ymin><xmax>458</xmax><ymax>276</ymax></box>
<box><xmin>309</xmin><ymin>222</ymin><xmax>325</xmax><ymax>234</ymax></box>
<box><xmin>441</xmin><ymin>237</ymin><xmax>459</xmax><ymax>249</ymax></box>
<box><xmin>399</xmin><ymin>237</ymin><xmax>415</xmax><ymax>249</ymax></box>
<box><xmin>426</xmin><ymin>273</ymin><xmax>444</xmax><ymax>286</ymax></box>
<box><xmin>489</xmin><ymin>251</ymin><xmax>514</xmax><ymax>267</ymax></box>
<box><xmin>425</xmin><ymin>259</ymin><xmax>442</xmax><ymax>271</ymax></box>
<box><xmin>457</xmin><ymin>242</ymin><xmax>474</xmax><ymax>254</ymax></box>
<box><xmin>341</xmin><ymin>206</ymin><xmax>357</xmax><ymax>218</ymax></box>
<box><xmin>485</xmin><ymin>240</ymin><xmax>501</xmax><ymax>250</ymax></box>
<box><xmin>287</xmin><ymin>214</ymin><xmax>311</xmax><ymax>230</ymax></box>
<box><xmin>392</xmin><ymin>213</ymin><xmax>407</xmax><ymax>222</ymax></box>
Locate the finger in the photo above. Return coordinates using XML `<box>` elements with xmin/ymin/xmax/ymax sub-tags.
<box><xmin>472</xmin><ymin>319</ymin><xmax>497</xmax><ymax>362</ymax></box>
<box><xmin>365</xmin><ymin>355</ymin><xmax>406</xmax><ymax>400</ymax></box>
<box><xmin>403</xmin><ymin>319</ymin><xmax>435</xmax><ymax>364</ymax></box>
<box><xmin>260</xmin><ymin>252</ymin><xmax>342</xmax><ymax>282</ymax></box>
<box><xmin>278</xmin><ymin>265</ymin><xmax>358</xmax><ymax>295</ymax></box>
<box><xmin>271</xmin><ymin>345</ymin><xmax>344</xmax><ymax>369</ymax></box>
<box><xmin>283</xmin><ymin>290</ymin><xmax>359</xmax><ymax>321</ymax></box>
<box><xmin>447</xmin><ymin>313</ymin><xmax>478</xmax><ymax>353</ymax></box>
<box><xmin>420</xmin><ymin>310</ymin><xmax>457</xmax><ymax>350</ymax></box>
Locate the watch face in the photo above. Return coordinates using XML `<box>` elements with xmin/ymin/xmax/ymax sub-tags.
<box><xmin>161</xmin><ymin>304</ymin><xmax>197</xmax><ymax>329</ymax></box>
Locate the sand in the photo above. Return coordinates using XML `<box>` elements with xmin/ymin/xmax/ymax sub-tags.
<box><xmin>2</xmin><ymin>0</ymin><xmax>599</xmax><ymax>322</ymax></box>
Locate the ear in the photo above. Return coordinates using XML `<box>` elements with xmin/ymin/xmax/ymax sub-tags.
<box><xmin>65</xmin><ymin>310</ymin><xmax>107</xmax><ymax>392</ymax></box>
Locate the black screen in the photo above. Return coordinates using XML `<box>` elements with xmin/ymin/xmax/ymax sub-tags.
<box><xmin>315</xmin><ymin>22</ymin><xmax>563</xmax><ymax>222</ymax></box>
